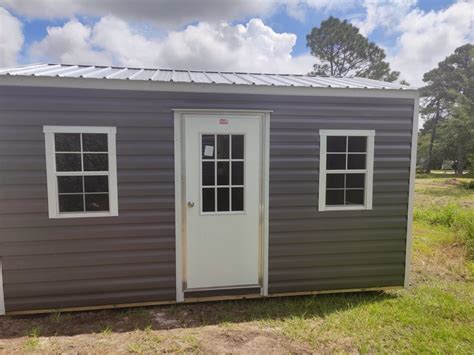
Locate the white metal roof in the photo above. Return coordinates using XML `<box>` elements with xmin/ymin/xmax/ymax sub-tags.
<box><xmin>0</xmin><ymin>63</ymin><xmax>413</xmax><ymax>90</ymax></box>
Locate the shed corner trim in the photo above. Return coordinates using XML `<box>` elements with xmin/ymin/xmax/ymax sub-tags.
<box><xmin>0</xmin><ymin>258</ymin><xmax>5</xmax><ymax>315</ymax></box>
<box><xmin>404</xmin><ymin>96</ymin><xmax>420</xmax><ymax>288</ymax></box>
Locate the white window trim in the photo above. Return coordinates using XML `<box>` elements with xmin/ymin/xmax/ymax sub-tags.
<box><xmin>43</xmin><ymin>126</ymin><xmax>118</xmax><ymax>219</ymax></box>
<box><xmin>318</xmin><ymin>129</ymin><xmax>375</xmax><ymax>212</ymax></box>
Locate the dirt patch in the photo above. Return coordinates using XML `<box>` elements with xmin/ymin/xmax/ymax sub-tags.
<box><xmin>0</xmin><ymin>322</ymin><xmax>314</xmax><ymax>354</ymax></box>
<box><xmin>442</xmin><ymin>178</ymin><xmax>464</xmax><ymax>186</ymax></box>
<box><xmin>197</xmin><ymin>325</ymin><xmax>313</xmax><ymax>354</ymax></box>
<box><xmin>411</xmin><ymin>242</ymin><xmax>471</xmax><ymax>286</ymax></box>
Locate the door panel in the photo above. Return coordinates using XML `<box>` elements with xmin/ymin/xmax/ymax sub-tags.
<box><xmin>184</xmin><ymin>114</ymin><xmax>261</xmax><ymax>289</ymax></box>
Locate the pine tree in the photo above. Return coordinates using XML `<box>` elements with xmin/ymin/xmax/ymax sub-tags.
<box><xmin>306</xmin><ymin>16</ymin><xmax>399</xmax><ymax>82</ymax></box>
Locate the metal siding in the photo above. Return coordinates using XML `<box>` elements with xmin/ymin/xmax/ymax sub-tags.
<box><xmin>0</xmin><ymin>86</ymin><xmax>177</xmax><ymax>312</ymax></box>
<box><xmin>0</xmin><ymin>85</ymin><xmax>412</xmax><ymax>312</ymax></box>
<box><xmin>267</xmin><ymin>96</ymin><xmax>413</xmax><ymax>294</ymax></box>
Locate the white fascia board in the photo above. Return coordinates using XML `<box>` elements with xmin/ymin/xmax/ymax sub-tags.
<box><xmin>0</xmin><ymin>76</ymin><xmax>419</xmax><ymax>99</ymax></box>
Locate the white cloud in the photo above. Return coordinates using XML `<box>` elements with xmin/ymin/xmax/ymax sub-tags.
<box><xmin>389</xmin><ymin>1</ymin><xmax>473</xmax><ymax>86</ymax></box>
<box><xmin>0</xmin><ymin>7</ymin><xmax>24</xmax><ymax>67</ymax></box>
<box><xmin>0</xmin><ymin>0</ymin><xmax>360</xmax><ymax>26</ymax></box>
<box><xmin>29</xmin><ymin>19</ymin><xmax>111</xmax><ymax>65</ymax></box>
<box><xmin>352</xmin><ymin>0</ymin><xmax>416</xmax><ymax>36</ymax></box>
<box><xmin>29</xmin><ymin>16</ymin><xmax>315</xmax><ymax>74</ymax></box>
<box><xmin>0</xmin><ymin>0</ymin><xmax>275</xmax><ymax>27</ymax></box>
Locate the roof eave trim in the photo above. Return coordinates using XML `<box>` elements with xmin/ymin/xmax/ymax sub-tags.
<box><xmin>0</xmin><ymin>75</ymin><xmax>419</xmax><ymax>98</ymax></box>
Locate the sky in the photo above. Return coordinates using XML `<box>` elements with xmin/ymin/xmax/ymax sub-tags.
<box><xmin>0</xmin><ymin>0</ymin><xmax>472</xmax><ymax>86</ymax></box>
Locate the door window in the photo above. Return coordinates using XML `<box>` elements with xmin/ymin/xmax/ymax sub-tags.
<box><xmin>201</xmin><ymin>134</ymin><xmax>244</xmax><ymax>213</ymax></box>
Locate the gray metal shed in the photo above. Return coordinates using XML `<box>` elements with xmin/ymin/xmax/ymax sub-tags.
<box><xmin>0</xmin><ymin>64</ymin><xmax>419</xmax><ymax>315</ymax></box>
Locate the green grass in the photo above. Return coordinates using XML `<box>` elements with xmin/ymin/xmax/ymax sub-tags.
<box><xmin>23</xmin><ymin>326</ymin><xmax>41</xmax><ymax>351</ymax></box>
<box><xmin>414</xmin><ymin>177</ymin><xmax>474</xmax><ymax>260</ymax></box>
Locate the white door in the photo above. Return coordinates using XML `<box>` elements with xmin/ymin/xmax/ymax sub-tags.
<box><xmin>184</xmin><ymin>114</ymin><xmax>262</xmax><ymax>290</ymax></box>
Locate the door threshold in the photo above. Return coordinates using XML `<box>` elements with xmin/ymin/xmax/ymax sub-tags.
<box><xmin>184</xmin><ymin>285</ymin><xmax>262</xmax><ymax>299</ymax></box>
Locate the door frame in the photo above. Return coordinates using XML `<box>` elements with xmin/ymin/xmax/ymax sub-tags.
<box><xmin>173</xmin><ymin>109</ymin><xmax>271</xmax><ymax>302</ymax></box>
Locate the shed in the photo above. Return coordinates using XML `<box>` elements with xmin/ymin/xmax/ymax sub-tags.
<box><xmin>0</xmin><ymin>63</ymin><xmax>419</xmax><ymax>315</ymax></box>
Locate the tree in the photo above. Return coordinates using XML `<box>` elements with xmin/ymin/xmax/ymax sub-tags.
<box><xmin>420</xmin><ymin>44</ymin><xmax>473</xmax><ymax>173</ymax></box>
<box><xmin>306</xmin><ymin>16</ymin><xmax>399</xmax><ymax>82</ymax></box>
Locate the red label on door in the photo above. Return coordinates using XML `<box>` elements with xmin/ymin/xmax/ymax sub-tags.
<box><xmin>219</xmin><ymin>118</ymin><xmax>229</xmax><ymax>124</ymax></box>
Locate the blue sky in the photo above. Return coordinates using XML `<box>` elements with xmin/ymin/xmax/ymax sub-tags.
<box><xmin>0</xmin><ymin>0</ymin><xmax>472</xmax><ymax>86</ymax></box>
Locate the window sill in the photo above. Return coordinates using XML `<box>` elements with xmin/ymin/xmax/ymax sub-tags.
<box><xmin>49</xmin><ymin>211</ymin><xmax>118</xmax><ymax>219</ymax></box>
<box><xmin>319</xmin><ymin>205</ymin><xmax>372</xmax><ymax>212</ymax></box>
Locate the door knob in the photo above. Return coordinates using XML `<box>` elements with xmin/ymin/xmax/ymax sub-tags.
<box><xmin>187</xmin><ymin>201</ymin><xmax>195</xmax><ymax>208</ymax></box>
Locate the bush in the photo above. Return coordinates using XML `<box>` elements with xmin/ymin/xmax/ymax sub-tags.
<box><xmin>414</xmin><ymin>203</ymin><xmax>474</xmax><ymax>259</ymax></box>
<box><xmin>460</xmin><ymin>180</ymin><xmax>474</xmax><ymax>189</ymax></box>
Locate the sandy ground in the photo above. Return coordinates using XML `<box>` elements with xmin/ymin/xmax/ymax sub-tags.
<box><xmin>0</xmin><ymin>307</ymin><xmax>315</xmax><ymax>354</ymax></box>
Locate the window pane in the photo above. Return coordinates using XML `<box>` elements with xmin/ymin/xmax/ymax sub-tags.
<box><xmin>327</xmin><ymin>136</ymin><xmax>346</xmax><ymax>152</ymax></box>
<box><xmin>202</xmin><ymin>162</ymin><xmax>215</xmax><ymax>186</ymax></box>
<box><xmin>84</xmin><ymin>176</ymin><xmax>109</xmax><ymax>193</ymax></box>
<box><xmin>82</xmin><ymin>133</ymin><xmax>108</xmax><ymax>152</ymax></box>
<box><xmin>217</xmin><ymin>187</ymin><xmax>230</xmax><ymax>211</ymax></box>
<box><xmin>232</xmin><ymin>161</ymin><xmax>244</xmax><ymax>185</ymax></box>
<box><xmin>202</xmin><ymin>135</ymin><xmax>215</xmax><ymax>160</ymax></box>
<box><xmin>232</xmin><ymin>187</ymin><xmax>244</xmax><ymax>211</ymax></box>
<box><xmin>84</xmin><ymin>153</ymin><xmax>108</xmax><ymax>171</ymax></box>
<box><xmin>326</xmin><ymin>189</ymin><xmax>344</xmax><ymax>206</ymax></box>
<box><xmin>231</xmin><ymin>135</ymin><xmax>244</xmax><ymax>159</ymax></box>
<box><xmin>326</xmin><ymin>173</ymin><xmax>344</xmax><ymax>189</ymax></box>
<box><xmin>56</xmin><ymin>153</ymin><xmax>82</xmax><ymax>171</ymax></box>
<box><xmin>202</xmin><ymin>188</ymin><xmax>215</xmax><ymax>212</ymax></box>
<box><xmin>59</xmin><ymin>194</ymin><xmax>84</xmax><ymax>212</ymax></box>
<box><xmin>217</xmin><ymin>135</ymin><xmax>230</xmax><ymax>159</ymax></box>
<box><xmin>346</xmin><ymin>173</ymin><xmax>365</xmax><ymax>188</ymax></box>
<box><xmin>346</xmin><ymin>189</ymin><xmax>364</xmax><ymax>205</ymax></box>
<box><xmin>85</xmin><ymin>194</ymin><xmax>109</xmax><ymax>211</ymax></box>
<box><xmin>58</xmin><ymin>176</ymin><xmax>83</xmax><ymax>193</ymax></box>
<box><xmin>217</xmin><ymin>162</ymin><xmax>229</xmax><ymax>185</ymax></box>
<box><xmin>348</xmin><ymin>154</ymin><xmax>366</xmax><ymax>169</ymax></box>
<box><xmin>348</xmin><ymin>136</ymin><xmax>367</xmax><ymax>152</ymax></box>
<box><xmin>55</xmin><ymin>133</ymin><xmax>80</xmax><ymax>152</ymax></box>
<box><xmin>327</xmin><ymin>154</ymin><xmax>346</xmax><ymax>170</ymax></box>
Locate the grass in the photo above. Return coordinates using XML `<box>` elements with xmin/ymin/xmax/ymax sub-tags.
<box><xmin>22</xmin><ymin>326</ymin><xmax>41</xmax><ymax>351</ymax></box>
<box><xmin>414</xmin><ymin>177</ymin><xmax>474</xmax><ymax>262</ymax></box>
<box><xmin>2</xmin><ymin>175</ymin><xmax>473</xmax><ymax>353</ymax></box>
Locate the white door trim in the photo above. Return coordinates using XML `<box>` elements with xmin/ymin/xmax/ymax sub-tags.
<box><xmin>174</xmin><ymin>109</ymin><xmax>270</xmax><ymax>302</ymax></box>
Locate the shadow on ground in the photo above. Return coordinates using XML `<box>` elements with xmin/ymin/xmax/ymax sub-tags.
<box><xmin>0</xmin><ymin>291</ymin><xmax>398</xmax><ymax>339</ymax></box>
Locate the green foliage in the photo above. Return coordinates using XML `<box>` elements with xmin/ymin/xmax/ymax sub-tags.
<box><xmin>23</xmin><ymin>326</ymin><xmax>41</xmax><ymax>351</ymax></box>
<box><xmin>419</xmin><ymin>44</ymin><xmax>474</xmax><ymax>173</ymax></box>
<box><xmin>460</xmin><ymin>180</ymin><xmax>474</xmax><ymax>189</ymax></box>
<box><xmin>306</xmin><ymin>17</ymin><xmax>399</xmax><ymax>81</ymax></box>
<box><xmin>414</xmin><ymin>203</ymin><xmax>474</xmax><ymax>259</ymax></box>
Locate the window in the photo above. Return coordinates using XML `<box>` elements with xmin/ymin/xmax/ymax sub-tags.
<box><xmin>201</xmin><ymin>134</ymin><xmax>245</xmax><ymax>213</ymax></box>
<box><xmin>43</xmin><ymin>126</ymin><xmax>118</xmax><ymax>218</ymax></box>
<box><xmin>319</xmin><ymin>130</ymin><xmax>375</xmax><ymax>211</ymax></box>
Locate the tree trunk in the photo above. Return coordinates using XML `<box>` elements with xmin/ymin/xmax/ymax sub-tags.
<box><xmin>426</xmin><ymin>101</ymin><xmax>441</xmax><ymax>173</ymax></box>
<box><xmin>456</xmin><ymin>143</ymin><xmax>465</xmax><ymax>175</ymax></box>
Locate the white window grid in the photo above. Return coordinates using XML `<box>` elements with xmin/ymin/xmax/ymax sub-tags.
<box><xmin>43</xmin><ymin>126</ymin><xmax>118</xmax><ymax>219</ymax></box>
<box><xmin>319</xmin><ymin>129</ymin><xmax>375</xmax><ymax>211</ymax></box>
<box><xmin>199</xmin><ymin>133</ymin><xmax>245</xmax><ymax>215</ymax></box>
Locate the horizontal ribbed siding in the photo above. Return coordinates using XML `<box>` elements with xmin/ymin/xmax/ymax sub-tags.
<box><xmin>267</xmin><ymin>97</ymin><xmax>413</xmax><ymax>293</ymax></box>
<box><xmin>0</xmin><ymin>86</ymin><xmax>413</xmax><ymax>312</ymax></box>
<box><xmin>0</xmin><ymin>87</ymin><xmax>177</xmax><ymax>311</ymax></box>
